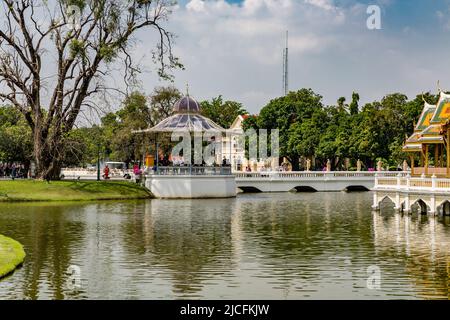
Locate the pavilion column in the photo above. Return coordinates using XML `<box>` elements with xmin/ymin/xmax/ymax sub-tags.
<box><xmin>435</xmin><ymin>144</ymin><xmax>439</xmax><ymax>169</ymax></box>
<box><xmin>420</xmin><ymin>150</ymin><xmax>424</xmax><ymax>167</ymax></box>
<box><xmin>155</xmin><ymin>133</ymin><xmax>159</xmax><ymax>170</ymax></box>
<box><xmin>425</xmin><ymin>144</ymin><xmax>429</xmax><ymax>176</ymax></box>
<box><xmin>410</xmin><ymin>155</ymin><xmax>414</xmax><ymax>176</ymax></box>
<box><xmin>447</xmin><ymin>129</ymin><xmax>450</xmax><ymax>178</ymax></box>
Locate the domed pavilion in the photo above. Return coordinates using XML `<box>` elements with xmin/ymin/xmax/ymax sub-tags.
<box><xmin>141</xmin><ymin>95</ymin><xmax>226</xmax><ymax>133</ymax></box>
<box><xmin>134</xmin><ymin>93</ymin><xmax>237</xmax><ymax>199</ymax></box>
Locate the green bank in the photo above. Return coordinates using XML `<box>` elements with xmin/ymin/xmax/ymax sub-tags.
<box><xmin>0</xmin><ymin>180</ymin><xmax>152</xmax><ymax>202</ymax></box>
<box><xmin>0</xmin><ymin>235</ymin><xmax>25</xmax><ymax>279</ymax></box>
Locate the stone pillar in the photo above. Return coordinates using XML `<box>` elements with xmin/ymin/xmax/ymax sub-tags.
<box><xmin>404</xmin><ymin>194</ymin><xmax>411</xmax><ymax>214</ymax></box>
<box><xmin>395</xmin><ymin>192</ymin><xmax>401</xmax><ymax>212</ymax></box>
<box><xmin>430</xmin><ymin>195</ymin><xmax>436</xmax><ymax>216</ymax></box>
<box><xmin>372</xmin><ymin>192</ymin><xmax>379</xmax><ymax>210</ymax></box>
<box><xmin>396</xmin><ymin>173</ymin><xmax>402</xmax><ymax>190</ymax></box>
<box><xmin>431</xmin><ymin>174</ymin><xmax>437</xmax><ymax>190</ymax></box>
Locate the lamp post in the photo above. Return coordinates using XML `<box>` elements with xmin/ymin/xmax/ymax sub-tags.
<box><xmin>97</xmin><ymin>143</ymin><xmax>101</xmax><ymax>181</ymax></box>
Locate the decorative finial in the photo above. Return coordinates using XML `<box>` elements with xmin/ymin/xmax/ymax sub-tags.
<box><xmin>421</xmin><ymin>92</ymin><xmax>427</xmax><ymax>103</ymax></box>
<box><xmin>186</xmin><ymin>82</ymin><xmax>189</xmax><ymax>96</ymax></box>
<box><xmin>437</xmin><ymin>80</ymin><xmax>442</xmax><ymax>93</ymax></box>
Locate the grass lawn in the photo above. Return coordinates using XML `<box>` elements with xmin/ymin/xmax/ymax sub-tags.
<box><xmin>0</xmin><ymin>180</ymin><xmax>152</xmax><ymax>202</ymax></box>
<box><xmin>0</xmin><ymin>235</ymin><xmax>25</xmax><ymax>279</ymax></box>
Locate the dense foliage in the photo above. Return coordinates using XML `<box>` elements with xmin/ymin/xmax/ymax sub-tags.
<box><xmin>244</xmin><ymin>88</ymin><xmax>432</xmax><ymax>171</ymax></box>
<box><xmin>0</xmin><ymin>86</ymin><xmax>434</xmax><ymax>171</ymax></box>
<box><xmin>200</xmin><ymin>96</ymin><xmax>247</xmax><ymax>128</ymax></box>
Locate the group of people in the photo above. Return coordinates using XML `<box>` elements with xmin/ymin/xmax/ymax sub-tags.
<box><xmin>102</xmin><ymin>163</ymin><xmax>142</xmax><ymax>180</ymax></box>
<box><xmin>0</xmin><ymin>163</ymin><xmax>27</xmax><ymax>179</ymax></box>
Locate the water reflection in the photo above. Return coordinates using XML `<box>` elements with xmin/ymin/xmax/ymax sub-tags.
<box><xmin>372</xmin><ymin>210</ymin><xmax>450</xmax><ymax>299</ymax></box>
<box><xmin>119</xmin><ymin>199</ymin><xmax>236</xmax><ymax>297</ymax></box>
<box><xmin>0</xmin><ymin>193</ymin><xmax>448</xmax><ymax>299</ymax></box>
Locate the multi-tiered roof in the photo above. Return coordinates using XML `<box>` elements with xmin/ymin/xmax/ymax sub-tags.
<box><xmin>403</xmin><ymin>91</ymin><xmax>450</xmax><ymax>153</ymax></box>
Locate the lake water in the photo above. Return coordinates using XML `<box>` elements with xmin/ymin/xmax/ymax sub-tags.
<box><xmin>0</xmin><ymin>192</ymin><xmax>449</xmax><ymax>300</ymax></box>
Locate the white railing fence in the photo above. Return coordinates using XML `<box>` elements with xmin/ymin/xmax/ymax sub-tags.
<box><xmin>235</xmin><ymin>171</ymin><xmax>408</xmax><ymax>179</ymax></box>
<box><xmin>375</xmin><ymin>173</ymin><xmax>450</xmax><ymax>192</ymax></box>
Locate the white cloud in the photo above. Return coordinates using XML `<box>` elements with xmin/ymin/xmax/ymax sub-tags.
<box><xmin>132</xmin><ymin>0</ymin><xmax>450</xmax><ymax>114</ymax></box>
<box><xmin>304</xmin><ymin>0</ymin><xmax>335</xmax><ymax>11</ymax></box>
<box><xmin>186</xmin><ymin>0</ymin><xmax>206</xmax><ymax>13</ymax></box>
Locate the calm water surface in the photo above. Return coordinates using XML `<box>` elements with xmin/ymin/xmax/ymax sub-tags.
<box><xmin>0</xmin><ymin>192</ymin><xmax>449</xmax><ymax>300</ymax></box>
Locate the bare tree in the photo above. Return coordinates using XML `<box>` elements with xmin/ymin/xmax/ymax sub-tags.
<box><xmin>0</xmin><ymin>0</ymin><xmax>182</xmax><ymax>179</ymax></box>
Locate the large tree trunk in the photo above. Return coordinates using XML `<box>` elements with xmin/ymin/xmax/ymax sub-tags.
<box><xmin>33</xmin><ymin>131</ymin><xmax>64</xmax><ymax>180</ymax></box>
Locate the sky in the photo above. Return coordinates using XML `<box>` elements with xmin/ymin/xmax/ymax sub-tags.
<box><xmin>133</xmin><ymin>0</ymin><xmax>450</xmax><ymax>114</ymax></box>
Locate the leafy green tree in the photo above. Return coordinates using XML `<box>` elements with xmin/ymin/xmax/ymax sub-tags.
<box><xmin>200</xmin><ymin>96</ymin><xmax>247</xmax><ymax>128</ymax></box>
<box><xmin>337</xmin><ymin>97</ymin><xmax>347</xmax><ymax>112</ymax></box>
<box><xmin>252</xmin><ymin>89</ymin><xmax>324</xmax><ymax>170</ymax></box>
<box><xmin>109</xmin><ymin>92</ymin><xmax>152</xmax><ymax>165</ymax></box>
<box><xmin>0</xmin><ymin>106</ymin><xmax>33</xmax><ymax>165</ymax></box>
<box><xmin>149</xmin><ymin>86</ymin><xmax>182</xmax><ymax>126</ymax></box>
<box><xmin>349</xmin><ymin>92</ymin><xmax>360</xmax><ymax>115</ymax></box>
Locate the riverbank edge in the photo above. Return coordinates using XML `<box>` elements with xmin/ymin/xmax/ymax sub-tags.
<box><xmin>0</xmin><ymin>180</ymin><xmax>153</xmax><ymax>202</ymax></box>
<box><xmin>0</xmin><ymin>235</ymin><xmax>26</xmax><ymax>279</ymax></box>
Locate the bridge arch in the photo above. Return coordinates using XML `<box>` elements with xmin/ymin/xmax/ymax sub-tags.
<box><xmin>438</xmin><ymin>200</ymin><xmax>450</xmax><ymax>216</ymax></box>
<box><xmin>291</xmin><ymin>186</ymin><xmax>318</xmax><ymax>192</ymax></box>
<box><xmin>237</xmin><ymin>186</ymin><xmax>263</xmax><ymax>193</ymax></box>
<box><xmin>378</xmin><ymin>195</ymin><xmax>396</xmax><ymax>209</ymax></box>
<box><xmin>410</xmin><ymin>199</ymin><xmax>429</xmax><ymax>215</ymax></box>
<box><xmin>344</xmin><ymin>185</ymin><xmax>370</xmax><ymax>192</ymax></box>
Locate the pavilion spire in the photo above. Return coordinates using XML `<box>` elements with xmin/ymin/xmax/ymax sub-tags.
<box><xmin>421</xmin><ymin>92</ymin><xmax>427</xmax><ymax>103</ymax></box>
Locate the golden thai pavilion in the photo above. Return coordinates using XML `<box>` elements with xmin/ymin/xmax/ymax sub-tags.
<box><xmin>403</xmin><ymin>90</ymin><xmax>450</xmax><ymax>177</ymax></box>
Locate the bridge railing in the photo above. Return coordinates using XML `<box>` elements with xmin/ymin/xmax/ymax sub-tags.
<box><xmin>154</xmin><ymin>166</ymin><xmax>232</xmax><ymax>176</ymax></box>
<box><xmin>235</xmin><ymin>171</ymin><xmax>408</xmax><ymax>179</ymax></box>
<box><xmin>375</xmin><ymin>174</ymin><xmax>450</xmax><ymax>192</ymax></box>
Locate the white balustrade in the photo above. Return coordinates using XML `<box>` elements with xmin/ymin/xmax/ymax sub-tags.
<box><xmin>374</xmin><ymin>174</ymin><xmax>450</xmax><ymax>193</ymax></box>
<box><xmin>234</xmin><ymin>171</ymin><xmax>408</xmax><ymax>180</ymax></box>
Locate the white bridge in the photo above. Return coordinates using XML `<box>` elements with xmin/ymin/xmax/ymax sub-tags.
<box><xmin>373</xmin><ymin>174</ymin><xmax>450</xmax><ymax>216</ymax></box>
<box><xmin>234</xmin><ymin>171</ymin><xmax>407</xmax><ymax>192</ymax></box>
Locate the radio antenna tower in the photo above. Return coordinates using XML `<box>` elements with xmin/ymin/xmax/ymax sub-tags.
<box><xmin>282</xmin><ymin>30</ymin><xmax>289</xmax><ymax>96</ymax></box>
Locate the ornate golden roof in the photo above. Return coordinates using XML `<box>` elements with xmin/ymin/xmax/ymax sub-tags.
<box><xmin>404</xmin><ymin>92</ymin><xmax>450</xmax><ymax>151</ymax></box>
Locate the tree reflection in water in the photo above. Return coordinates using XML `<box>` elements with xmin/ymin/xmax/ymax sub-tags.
<box><xmin>0</xmin><ymin>202</ymin><xmax>86</xmax><ymax>299</ymax></box>
<box><xmin>372</xmin><ymin>211</ymin><xmax>450</xmax><ymax>299</ymax></box>
<box><xmin>0</xmin><ymin>193</ymin><xmax>448</xmax><ymax>299</ymax></box>
<box><xmin>120</xmin><ymin>199</ymin><xmax>237</xmax><ymax>297</ymax></box>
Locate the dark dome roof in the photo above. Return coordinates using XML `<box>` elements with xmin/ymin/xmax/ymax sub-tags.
<box><xmin>173</xmin><ymin>96</ymin><xmax>200</xmax><ymax>114</ymax></box>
